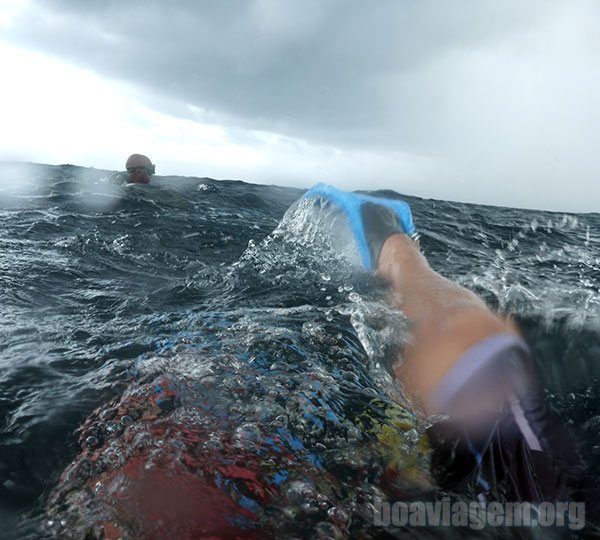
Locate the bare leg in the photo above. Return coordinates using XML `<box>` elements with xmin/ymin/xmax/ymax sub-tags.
<box><xmin>377</xmin><ymin>234</ymin><xmax>520</xmax><ymax>416</ymax></box>
<box><xmin>377</xmin><ymin>235</ymin><xmax>590</xmax><ymax>505</ymax></box>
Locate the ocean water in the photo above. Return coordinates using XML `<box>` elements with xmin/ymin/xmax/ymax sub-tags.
<box><xmin>0</xmin><ymin>162</ymin><xmax>599</xmax><ymax>539</ymax></box>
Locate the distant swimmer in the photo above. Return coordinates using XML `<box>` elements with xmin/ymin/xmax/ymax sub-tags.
<box><xmin>108</xmin><ymin>154</ymin><xmax>155</xmax><ymax>185</ymax></box>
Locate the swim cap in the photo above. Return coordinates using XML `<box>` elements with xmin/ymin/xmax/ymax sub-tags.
<box><xmin>126</xmin><ymin>154</ymin><xmax>155</xmax><ymax>174</ymax></box>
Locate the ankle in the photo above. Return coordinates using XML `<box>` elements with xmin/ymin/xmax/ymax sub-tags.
<box><xmin>377</xmin><ymin>233</ymin><xmax>415</xmax><ymax>280</ymax></box>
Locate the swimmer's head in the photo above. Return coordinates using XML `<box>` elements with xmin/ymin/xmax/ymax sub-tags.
<box><xmin>125</xmin><ymin>154</ymin><xmax>155</xmax><ymax>184</ymax></box>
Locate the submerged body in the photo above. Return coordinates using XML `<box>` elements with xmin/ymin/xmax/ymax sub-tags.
<box><xmin>45</xmin><ymin>373</ymin><xmax>431</xmax><ymax>539</ymax></box>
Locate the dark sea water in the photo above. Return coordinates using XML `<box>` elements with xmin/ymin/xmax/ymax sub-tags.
<box><xmin>0</xmin><ymin>162</ymin><xmax>599</xmax><ymax>539</ymax></box>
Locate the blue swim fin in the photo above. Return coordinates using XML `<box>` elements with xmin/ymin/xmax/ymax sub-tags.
<box><xmin>303</xmin><ymin>183</ymin><xmax>418</xmax><ymax>271</ymax></box>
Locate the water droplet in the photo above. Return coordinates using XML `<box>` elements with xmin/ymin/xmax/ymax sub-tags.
<box><xmin>235</xmin><ymin>423</ymin><xmax>261</xmax><ymax>442</ymax></box>
<box><xmin>423</xmin><ymin>413</ymin><xmax>449</xmax><ymax>429</ymax></box>
<box><xmin>76</xmin><ymin>459</ymin><xmax>93</xmax><ymax>479</ymax></box>
<box><xmin>285</xmin><ymin>480</ymin><xmax>316</xmax><ymax>505</ymax></box>
<box><xmin>315</xmin><ymin>521</ymin><xmax>342</xmax><ymax>539</ymax></box>
<box><xmin>272</xmin><ymin>414</ymin><xmax>288</xmax><ymax>429</ymax></box>
<box><xmin>327</xmin><ymin>505</ymin><xmax>349</xmax><ymax>524</ymax></box>
<box><xmin>342</xmin><ymin>370</ymin><xmax>357</xmax><ymax>383</ymax></box>
<box><xmin>103</xmin><ymin>421</ymin><xmax>121</xmax><ymax>436</ymax></box>
<box><xmin>300</xmin><ymin>500</ymin><xmax>321</xmax><ymax>515</ymax></box>
<box><xmin>406</xmin><ymin>428</ymin><xmax>420</xmax><ymax>443</ymax></box>
<box><xmin>205</xmin><ymin>438</ymin><xmax>223</xmax><ymax>451</ymax></box>
<box><xmin>270</xmin><ymin>361</ymin><xmax>288</xmax><ymax>371</ymax></box>
<box><xmin>583</xmin><ymin>415</ymin><xmax>600</xmax><ymax>432</ymax></box>
<box><xmin>84</xmin><ymin>435</ymin><xmax>100</xmax><ymax>449</ymax></box>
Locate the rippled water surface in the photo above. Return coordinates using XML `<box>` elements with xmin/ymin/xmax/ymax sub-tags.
<box><xmin>1</xmin><ymin>163</ymin><xmax>599</xmax><ymax>538</ymax></box>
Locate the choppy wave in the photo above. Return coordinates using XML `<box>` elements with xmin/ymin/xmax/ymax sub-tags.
<box><xmin>1</xmin><ymin>163</ymin><xmax>599</xmax><ymax>538</ymax></box>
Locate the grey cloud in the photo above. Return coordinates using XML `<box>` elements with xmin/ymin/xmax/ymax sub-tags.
<box><xmin>4</xmin><ymin>0</ymin><xmax>600</xmax><ymax>211</ymax></box>
<box><xmin>7</xmin><ymin>0</ymin><xmax>547</xmax><ymax>149</ymax></box>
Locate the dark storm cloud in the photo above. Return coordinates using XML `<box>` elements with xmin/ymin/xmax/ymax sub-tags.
<box><xmin>5</xmin><ymin>0</ymin><xmax>600</xmax><ymax>211</ymax></box>
<box><xmin>6</xmin><ymin>0</ymin><xmax>546</xmax><ymax>150</ymax></box>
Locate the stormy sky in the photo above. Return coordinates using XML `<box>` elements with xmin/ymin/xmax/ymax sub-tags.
<box><xmin>1</xmin><ymin>0</ymin><xmax>599</xmax><ymax>212</ymax></box>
